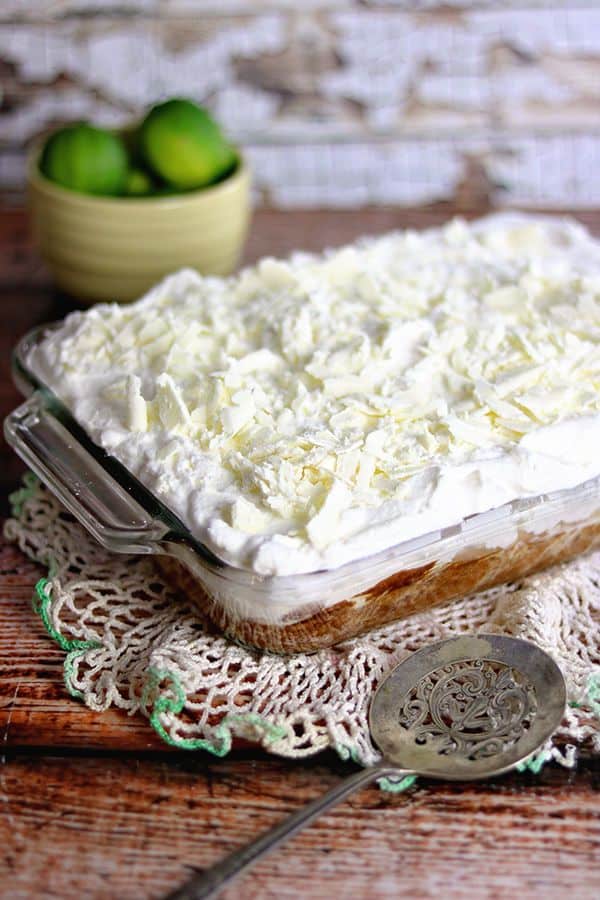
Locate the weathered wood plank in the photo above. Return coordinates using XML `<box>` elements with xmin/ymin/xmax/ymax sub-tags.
<box><xmin>1</xmin><ymin>7</ymin><xmax>600</xmax><ymax>206</ymax></box>
<box><xmin>4</xmin><ymin>1</ymin><xmax>596</xmax><ymax>22</ymax></box>
<box><xmin>0</xmin><ymin>752</ymin><xmax>598</xmax><ymax>900</ymax></box>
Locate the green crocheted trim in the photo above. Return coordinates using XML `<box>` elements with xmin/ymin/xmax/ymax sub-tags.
<box><xmin>336</xmin><ymin>743</ymin><xmax>362</xmax><ymax>765</ymax></box>
<box><xmin>377</xmin><ymin>774</ymin><xmax>418</xmax><ymax>793</ymax></box>
<box><xmin>585</xmin><ymin>672</ymin><xmax>600</xmax><ymax>716</ymax></box>
<box><xmin>33</xmin><ymin>576</ymin><xmax>99</xmax><ymax>652</ymax></box>
<box><xmin>32</xmin><ymin>574</ymin><xmax>102</xmax><ymax>700</ymax></box>
<box><xmin>567</xmin><ymin>672</ymin><xmax>600</xmax><ymax>717</ymax></box>
<box><xmin>9</xmin><ymin>471</ymin><xmax>39</xmax><ymax>518</ymax></box>
<box><xmin>336</xmin><ymin>744</ymin><xmax>417</xmax><ymax>791</ymax></box>
<box><xmin>142</xmin><ymin>666</ymin><xmax>287</xmax><ymax>755</ymax></box>
<box><xmin>516</xmin><ymin>749</ymin><xmax>550</xmax><ymax>775</ymax></box>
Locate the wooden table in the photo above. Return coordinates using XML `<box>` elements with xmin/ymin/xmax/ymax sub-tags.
<box><xmin>1</xmin><ymin>206</ymin><xmax>599</xmax><ymax>899</ymax></box>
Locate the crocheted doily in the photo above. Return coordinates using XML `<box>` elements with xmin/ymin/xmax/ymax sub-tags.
<box><xmin>6</xmin><ymin>476</ymin><xmax>600</xmax><ymax>775</ymax></box>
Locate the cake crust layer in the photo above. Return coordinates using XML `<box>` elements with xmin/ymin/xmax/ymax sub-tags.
<box><xmin>158</xmin><ymin>518</ymin><xmax>600</xmax><ymax>653</ymax></box>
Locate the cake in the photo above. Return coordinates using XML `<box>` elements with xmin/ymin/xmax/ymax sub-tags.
<box><xmin>26</xmin><ymin>213</ymin><xmax>600</xmax><ymax>651</ymax></box>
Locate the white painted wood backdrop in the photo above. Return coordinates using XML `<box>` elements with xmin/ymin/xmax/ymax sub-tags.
<box><xmin>1</xmin><ymin>1</ymin><xmax>599</xmax><ymax>208</ymax></box>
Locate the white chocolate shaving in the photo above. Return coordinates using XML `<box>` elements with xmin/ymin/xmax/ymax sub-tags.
<box><xmin>126</xmin><ymin>375</ymin><xmax>147</xmax><ymax>432</ymax></box>
<box><xmin>155</xmin><ymin>373</ymin><xmax>191</xmax><ymax>431</ymax></box>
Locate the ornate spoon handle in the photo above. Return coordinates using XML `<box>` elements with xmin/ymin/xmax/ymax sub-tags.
<box><xmin>165</xmin><ymin>763</ymin><xmax>408</xmax><ymax>900</ymax></box>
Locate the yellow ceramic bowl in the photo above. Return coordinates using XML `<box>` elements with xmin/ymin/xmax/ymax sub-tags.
<box><xmin>27</xmin><ymin>145</ymin><xmax>251</xmax><ymax>304</ymax></box>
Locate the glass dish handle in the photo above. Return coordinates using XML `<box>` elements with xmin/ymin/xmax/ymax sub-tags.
<box><xmin>4</xmin><ymin>393</ymin><xmax>169</xmax><ymax>554</ymax></box>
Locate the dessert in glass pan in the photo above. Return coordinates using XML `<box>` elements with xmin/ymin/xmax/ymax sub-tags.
<box><xmin>9</xmin><ymin>213</ymin><xmax>600</xmax><ymax>652</ymax></box>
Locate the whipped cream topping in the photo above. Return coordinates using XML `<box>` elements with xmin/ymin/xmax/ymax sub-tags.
<box><xmin>29</xmin><ymin>213</ymin><xmax>600</xmax><ymax>575</ymax></box>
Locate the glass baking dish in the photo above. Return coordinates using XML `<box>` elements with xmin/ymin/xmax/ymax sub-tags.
<box><xmin>6</xmin><ymin>323</ymin><xmax>600</xmax><ymax>654</ymax></box>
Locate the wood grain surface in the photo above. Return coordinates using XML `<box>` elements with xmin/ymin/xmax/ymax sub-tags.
<box><xmin>0</xmin><ymin>205</ymin><xmax>599</xmax><ymax>899</ymax></box>
<box><xmin>2</xmin><ymin>753</ymin><xmax>599</xmax><ymax>900</ymax></box>
<box><xmin>2</xmin><ymin>5</ymin><xmax>600</xmax><ymax>210</ymax></box>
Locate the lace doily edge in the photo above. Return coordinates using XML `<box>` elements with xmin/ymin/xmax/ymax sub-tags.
<box><xmin>32</xmin><ymin>567</ymin><xmax>600</xmax><ymax>778</ymax></box>
<box><xmin>6</xmin><ymin>474</ymin><xmax>600</xmax><ymax>782</ymax></box>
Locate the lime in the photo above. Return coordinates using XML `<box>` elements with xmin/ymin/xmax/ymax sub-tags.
<box><xmin>40</xmin><ymin>123</ymin><xmax>128</xmax><ymax>196</ymax></box>
<box><xmin>125</xmin><ymin>167</ymin><xmax>154</xmax><ymax>197</ymax></box>
<box><xmin>139</xmin><ymin>99</ymin><xmax>237</xmax><ymax>190</ymax></box>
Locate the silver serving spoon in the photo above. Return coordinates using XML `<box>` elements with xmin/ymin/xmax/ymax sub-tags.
<box><xmin>166</xmin><ymin>634</ymin><xmax>566</xmax><ymax>900</ymax></box>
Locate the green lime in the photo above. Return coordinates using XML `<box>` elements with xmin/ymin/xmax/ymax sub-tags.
<box><xmin>40</xmin><ymin>123</ymin><xmax>128</xmax><ymax>196</ymax></box>
<box><xmin>139</xmin><ymin>99</ymin><xmax>237</xmax><ymax>190</ymax></box>
<box><xmin>125</xmin><ymin>167</ymin><xmax>154</xmax><ymax>196</ymax></box>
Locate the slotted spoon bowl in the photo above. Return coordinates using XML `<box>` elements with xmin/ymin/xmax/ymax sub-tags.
<box><xmin>166</xmin><ymin>633</ymin><xmax>566</xmax><ymax>899</ymax></box>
